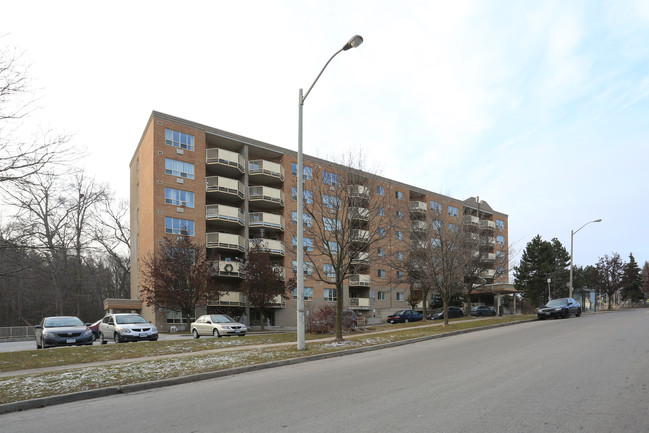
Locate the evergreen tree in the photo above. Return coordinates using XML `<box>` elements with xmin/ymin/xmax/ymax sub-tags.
<box><xmin>621</xmin><ymin>253</ymin><xmax>643</xmax><ymax>303</ymax></box>
<box><xmin>514</xmin><ymin>235</ymin><xmax>561</xmax><ymax>307</ymax></box>
<box><xmin>641</xmin><ymin>261</ymin><xmax>649</xmax><ymax>300</ymax></box>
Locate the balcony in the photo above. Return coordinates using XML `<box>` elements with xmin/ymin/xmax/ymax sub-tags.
<box><xmin>205</xmin><ymin>148</ymin><xmax>245</xmax><ymax>176</ymax></box>
<box><xmin>348</xmin><ymin>185</ymin><xmax>370</xmax><ymax>199</ymax></box>
<box><xmin>349</xmin><ymin>274</ymin><xmax>371</xmax><ymax>287</ymax></box>
<box><xmin>479</xmin><ymin>220</ymin><xmax>496</xmax><ymax>230</ymax></box>
<box><xmin>250</xmin><ymin>238</ymin><xmax>285</xmax><ymax>256</ymax></box>
<box><xmin>249</xmin><ymin>185</ymin><xmax>284</xmax><ymax>209</ymax></box>
<box><xmin>213</xmin><ymin>291</ymin><xmax>245</xmax><ymax>307</ymax></box>
<box><xmin>411</xmin><ymin>220</ymin><xmax>427</xmax><ymax>232</ymax></box>
<box><xmin>350</xmin><ymin>229</ymin><xmax>370</xmax><ymax>243</ymax></box>
<box><xmin>464</xmin><ymin>215</ymin><xmax>479</xmax><ymax>226</ymax></box>
<box><xmin>481</xmin><ymin>236</ymin><xmax>496</xmax><ymax>246</ymax></box>
<box><xmin>249</xmin><ymin>160</ymin><xmax>284</xmax><ymax>184</ymax></box>
<box><xmin>410</xmin><ymin>201</ymin><xmax>426</xmax><ymax>215</ymax></box>
<box><xmin>480</xmin><ymin>269</ymin><xmax>496</xmax><ymax>279</ymax></box>
<box><xmin>249</xmin><ymin>212</ymin><xmax>285</xmax><ymax>231</ymax></box>
<box><xmin>351</xmin><ymin>252</ymin><xmax>370</xmax><ymax>265</ymax></box>
<box><xmin>482</xmin><ymin>252</ymin><xmax>496</xmax><ymax>262</ymax></box>
<box><xmin>206</xmin><ymin>176</ymin><xmax>245</xmax><ymax>202</ymax></box>
<box><xmin>214</xmin><ymin>260</ymin><xmax>245</xmax><ymax>278</ymax></box>
<box><xmin>206</xmin><ymin>232</ymin><xmax>245</xmax><ymax>252</ymax></box>
<box><xmin>349</xmin><ymin>297</ymin><xmax>371</xmax><ymax>310</ymax></box>
<box><xmin>206</xmin><ymin>204</ymin><xmax>244</xmax><ymax>227</ymax></box>
<box><xmin>348</xmin><ymin>207</ymin><xmax>369</xmax><ymax>221</ymax></box>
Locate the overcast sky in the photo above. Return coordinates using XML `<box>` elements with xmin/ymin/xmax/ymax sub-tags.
<box><xmin>2</xmin><ymin>0</ymin><xmax>648</xmax><ymax>275</ymax></box>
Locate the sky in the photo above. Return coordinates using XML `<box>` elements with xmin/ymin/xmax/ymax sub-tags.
<box><xmin>2</xmin><ymin>0</ymin><xmax>648</xmax><ymax>276</ymax></box>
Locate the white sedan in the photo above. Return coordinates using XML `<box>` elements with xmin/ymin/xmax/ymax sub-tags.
<box><xmin>190</xmin><ymin>314</ymin><xmax>247</xmax><ymax>338</ymax></box>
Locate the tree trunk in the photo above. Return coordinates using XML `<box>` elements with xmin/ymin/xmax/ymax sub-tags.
<box><xmin>260</xmin><ymin>310</ymin><xmax>265</xmax><ymax>331</ymax></box>
<box><xmin>335</xmin><ymin>281</ymin><xmax>343</xmax><ymax>341</ymax></box>
<box><xmin>442</xmin><ymin>297</ymin><xmax>449</xmax><ymax>327</ymax></box>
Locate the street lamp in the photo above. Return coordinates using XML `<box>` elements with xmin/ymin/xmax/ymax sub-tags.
<box><xmin>296</xmin><ymin>35</ymin><xmax>363</xmax><ymax>350</ymax></box>
<box><xmin>569</xmin><ymin>218</ymin><xmax>602</xmax><ymax>299</ymax></box>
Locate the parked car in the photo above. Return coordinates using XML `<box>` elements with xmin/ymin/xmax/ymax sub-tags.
<box><xmin>342</xmin><ymin>309</ymin><xmax>358</xmax><ymax>329</ymax></box>
<box><xmin>471</xmin><ymin>305</ymin><xmax>497</xmax><ymax>317</ymax></box>
<box><xmin>537</xmin><ymin>298</ymin><xmax>581</xmax><ymax>320</ymax></box>
<box><xmin>387</xmin><ymin>310</ymin><xmax>423</xmax><ymax>324</ymax></box>
<box><xmin>190</xmin><ymin>314</ymin><xmax>247</xmax><ymax>338</ymax></box>
<box><xmin>98</xmin><ymin>313</ymin><xmax>158</xmax><ymax>344</ymax></box>
<box><xmin>89</xmin><ymin>319</ymin><xmax>101</xmax><ymax>340</ymax></box>
<box><xmin>34</xmin><ymin>316</ymin><xmax>94</xmax><ymax>349</ymax></box>
<box><xmin>428</xmin><ymin>306</ymin><xmax>465</xmax><ymax>320</ymax></box>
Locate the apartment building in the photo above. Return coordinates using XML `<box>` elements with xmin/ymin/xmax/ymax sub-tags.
<box><xmin>130</xmin><ymin>111</ymin><xmax>509</xmax><ymax>330</ymax></box>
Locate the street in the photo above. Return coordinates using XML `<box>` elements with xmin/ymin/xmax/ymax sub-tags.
<box><xmin>1</xmin><ymin>310</ymin><xmax>648</xmax><ymax>433</ymax></box>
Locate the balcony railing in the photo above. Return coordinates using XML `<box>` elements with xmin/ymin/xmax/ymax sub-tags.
<box><xmin>249</xmin><ymin>160</ymin><xmax>285</xmax><ymax>182</ymax></box>
<box><xmin>206</xmin><ymin>176</ymin><xmax>245</xmax><ymax>199</ymax></box>
<box><xmin>481</xmin><ymin>269</ymin><xmax>496</xmax><ymax>279</ymax></box>
<box><xmin>351</xmin><ymin>229</ymin><xmax>370</xmax><ymax>243</ymax></box>
<box><xmin>481</xmin><ymin>236</ymin><xmax>496</xmax><ymax>246</ymax></box>
<box><xmin>348</xmin><ymin>207</ymin><xmax>369</xmax><ymax>221</ymax></box>
<box><xmin>464</xmin><ymin>215</ymin><xmax>479</xmax><ymax>226</ymax></box>
<box><xmin>479</xmin><ymin>220</ymin><xmax>496</xmax><ymax>230</ymax></box>
<box><xmin>411</xmin><ymin>220</ymin><xmax>427</xmax><ymax>232</ymax></box>
<box><xmin>349</xmin><ymin>297</ymin><xmax>371</xmax><ymax>310</ymax></box>
<box><xmin>206</xmin><ymin>232</ymin><xmax>245</xmax><ymax>251</ymax></box>
<box><xmin>205</xmin><ymin>148</ymin><xmax>245</xmax><ymax>173</ymax></box>
<box><xmin>348</xmin><ymin>185</ymin><xmax>370</xmax><ymax>199</ymax></box>
<box><xmin>410</xmin><ymin>201</ymin><xmax>426</xmax><ymax>214</ymax></box>
<box><xmin>249</xmin><ymin>212</ymin><xmax>285</xmax><ymax>231</ymax></box>
<box><xmin>248</xmin><ymin>186</ymin><xmax>285</xmax><ymax>207</ymax></box>
<box><xmin>214</xmin><ymin>260</ymin><xmax>245</xmax><ymax>278</ymax></box>
<box><xmin>351</xmin><ymin>252</ymin><xmax>370</xmax><ymax>265</ymax></box>
<box><xmin>349</xmin><ymin>274</ymin><xmax>371</xmax><ymax>287</ymax></box>
<box><xmin>250</xmin><ymin>238</ymin><xmax>285</xmax><ymax>256</ymax></box>
<box><xmin>214</xmin><ymin>291</ymin><xmax>246</xmax><ymax>306</ymax></box>
<box><xmin>206</xmin><ymin>204</ymin><xmax>244</xmax><ymax>225</ymax></box>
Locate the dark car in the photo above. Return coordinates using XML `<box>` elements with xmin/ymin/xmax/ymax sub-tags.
<box><xmin>537</xmin><ymin>297</ymin><xmax>581</xmax><ymax>320</ymax></box>
<box><xmin>471</xmin><ymin>305</ymin><xmax>497</xmax><ymax>317</ymax></box>
<box><xmin>34</xmin><ymin>316</ymin><xmax>94</xmax><ymax>349</ymax></box>
<box><xmin>387</xmin><ymin>310</ymin><xmax>423</xmax><ymax>324</ymax></box>
<box><xmin>342</xmin><ymin>310</ymin><xmax>358</xmax><ymax>329</ymax></box>
<box><xmin>428</xmin><ymin>306</ymin><xmax>465</xmax><ymax>320</ymax></box>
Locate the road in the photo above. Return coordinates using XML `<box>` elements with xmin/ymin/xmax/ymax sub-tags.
<box><xmin>2</xmin><ymin>310</ymin><xmax>647</xmax><ymax>433</ymax></box>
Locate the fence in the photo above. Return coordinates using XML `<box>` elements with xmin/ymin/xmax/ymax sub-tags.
<box><xmin>0</xmin><ymin>326</ymin><xmax>35</xmax><ymax>342</ymax></box>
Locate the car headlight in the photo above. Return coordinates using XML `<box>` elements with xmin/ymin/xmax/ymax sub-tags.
<box><xmin>43</xmin><ymin>332</ymin><xmax>56</xmax><ymax>338</ymax></box>
<box><xmin>117</xmin><ymin>327</ymin><xmax>132</xmax><ymax>333</ymax></box>
<box><xmin>83</xmin><ymin>330</ymin><xmax>92</xmax><ymax>337</ymax></box>
<box><xmin>151</xmin><ymin>327</ymin><xmax>158</xmax><ymax>333</ymax></box>
<box><xmin>553</xmin><ymin>308</ymin><xmax>562</xmax><ymax>312</ymax></box>
<box><xmin>222</xmin><ymin>326</ymin><xmax>231</xmax><ymax>330</ymax></box>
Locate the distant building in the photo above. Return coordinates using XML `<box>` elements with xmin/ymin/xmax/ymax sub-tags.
<box><xmin>130</xmin><ymin>111</ymin><xmax>509</xmax><ymax>330</ymax></box>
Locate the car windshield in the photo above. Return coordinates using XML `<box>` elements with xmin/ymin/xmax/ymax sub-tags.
<box><xmin>115</xmin><ymin>315</ymin><xmax>148</xmax><ymax>324</ymax></box>
<box><xmin>210</xmin><ymin>314</ymin><xmax>235</xmax><ymax>323</ymax></box>
<box><xmin>392</xmin><ymin>311</ymin><xmax>407</xmax><ymax>315</ymax></box>
<box><xmin>44</xmin><ymin>317</ymin><xmax>84</xmax><ymax>327</ymax></box>
<box><xmin>545</xmin><ymin>299</ymin><xmax>568</xmax><ymax>307</ymax></box>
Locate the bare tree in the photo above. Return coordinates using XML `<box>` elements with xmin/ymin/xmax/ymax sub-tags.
<box><xmin>299</xmin><ymin>151</ymin><xmax>391</xmax><ymax>341</ymax></box>
<box><xmin>240</xmin><ymin>242</ymin><xmax>295</xmax><ymax>330</ymax></box>
<box><xmin>140</xmin><ymin>235</ymin><xmax>221</xmax><ymax>328</ymax></box>
<box><xmin>594</xmin><ymin>252</ymin><xmax>625</xmax><ymax>310</ymax></box>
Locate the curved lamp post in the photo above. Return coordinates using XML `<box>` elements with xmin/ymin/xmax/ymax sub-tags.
<box><xmin>297</xmin><ymin>35</ymin><xmax>363</xmax><ymax>350</ymax></box>
<box><xmin>569</xmin><ymin>218</ymin><xmax>602</xmax><ymax>299</ymax></box>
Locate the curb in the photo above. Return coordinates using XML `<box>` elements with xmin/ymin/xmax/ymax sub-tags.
<box><xmin>0</xmin><ymin>318</ymin><xmax>535</xmax><ymax>415</ymax></box>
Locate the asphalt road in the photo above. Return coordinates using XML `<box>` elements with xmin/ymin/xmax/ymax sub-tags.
<box><xmin>1</xmin><ymin>310</ymin><xmax>647</xmax><ymax>433</ymax></box>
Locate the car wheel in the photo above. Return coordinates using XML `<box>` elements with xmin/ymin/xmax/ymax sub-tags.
<box><xmin>114</xmin><ymin>332</ymin><xmax>121</xmax><ymax>343</ymax></box>
<box><xmin>36</xmin><ymin>339</ymin><xmax>41</xmax><ymax>350</ymax></box>
<box><xmin>192</xmin><ymin>329</ymin><xmax>200</xmax><ymax>339</ymax></box>
<box><xmin>99</xmin><ymin>332</ymin><xmax>107</xmax><ymax>345</ymax></box>
<box><xmin>564</xmin><ymin>310</ymin><xmax>570</xmax><ymax>319</ymax></box>
<box><xmin>576</xmin><ymin>308</ymin><xmax>582</xmax><ymax>317</ymax></box>
<box><xmin>213</xmin><ymin>328</ymin><xmax>221</xmax><ymax>338</ymax></box>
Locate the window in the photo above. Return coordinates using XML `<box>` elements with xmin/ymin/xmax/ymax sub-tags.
<box><xmin>396</xmin><ymin>210</ymin><xmax>404</xmax><ymax>219</ymax></box>
<box><xmin>431</xmin><ymin>238</ymin><xmax>441</xmax><ymax>248</ymax></box>
<box><xmin>496</xmin><ymin>219</ymin><xmax>505</xmax><ymax>229</ymax></box>
<box><xmin>324</xmin><ymin>288</ymin><xmax>337</xmax><ymax>301</ymax></box>
<box><xmin>378</xmin><ymin>269</ymin><xmax>386</xmax><ymax>278</ymax></box>
<box><xmin>323</xmin><ymin>264</ymin><xmax>335</xmax><ymax>278</ymax></box>
<box><xmin>449</xmin><ymin>223</ymin><xmax>458</xmax><ymax>233</ymax></box>
<box><xmin>497</xmin><ymin>266</ymin><xmax>505</xmax><ymax>274</ymax></box>
<box><xmin>396</xmin><ymin>251</ymin><xmax>404</xmax><ymax>260</ymax></box>
<box><xmin>293</xmin><ymin>287</ymin><xmax>313</xmax><ymax>301</ymax></box>
<box><xmin>448</xmin><ymin>205</ymin><xmax>459</xmax><ymax>217</ymax></box>
<box><xmin>165</xmin><ymin>188</ymin><xmax>194</xmax><ymax>207</ymax></box>
<box><xmin>377</xmin><ymin>227</ymin><xmax>386</xmax><ymax>237</ymax></box>
<box><xmin>292</xmin><ymin>260</ymin><xmax>314</xmax><ymax>275</ymax></box>
<box><xmin>378</xmin><ymin>207</ymin><xmax>384</xmax><ymax>216</ymax></box>
<box><xmin>291</xmin><ymin>211</ymin><xmax>313</xmax><ymax>227</ymax></box>
<box><xmin>377</xmin><ymin>185</ymin><xmax>384</xmax><ymax>195</ymax></box>
<box><xmin>324</xmin><ymin>217</ymin><xmax>341</xmax><ymax>231</ymax></box>
<box><xmin>164</xmin><ymin>217</ymin><xmax>195</xmax><ymax>236</ymax></box>
<box><xmin>166</xmin><ymin>310</ymin><xmax>183</xmax><ymax>324</ymax></box>
<box><xmin>165</xmin><ymin>129</ymin><xmax>195</xmax><ymax>151</ymax></box>
<box><xmin>292</xmin><ymin>236</ymin><xmax>313</xmax><ymax>252</ymax></box>
<box><xmin>323</xmin><ymin>194</ymin><xmax>341</xmax><ymax>209</ymax></box>
<box><xmin>396</xmin><ymin>271</ymin><xmax>405</xmax><ymax>280</ymax></box>
<box><xmin>432</xmin><ymin>220</ymin><xmax>442</xmax><ymax>230</ymax></box>
<box><xmin>165</xmin><ymin>158</ymin><xmax>195</xmax><ymax>179</ymax></box>
<box><xmin>430</xmin><ymin>201</ymin><xmax>442</xmax><ymax>213</ymax></box>
<box><xmin>377</xmin><ymin>291</ymin><xmax>386</xmax><ymax>301</ymax></box>
<box><xmin>324</xmin><ymin>240</ymin><xmax>339</xmax><ymax>254</ymax></box>
<box><xmin>497</xmin><ymin>251</ymin><xmax>505</xmax><ymax>259</ymax></box>
<box><xmin>291</xmin><ymin>188</ymin><xmax>312</xmax><ymax>203</ymax></box>
<box><xmin>395</xmin><ymin>191</ymin><xmax>403</xmax><ymax>200</ymax></box>
<box><xmin>396</xmin><ymin>231</ymin><xmax>403</xmax><ymax>240</ymax></box>
<box><xmin>377</xmin><ymin>248</ymin><xmax>385</xmax><ymax>257</ymax></box>
<box><xmin>322</xmin><ymin>171</ymin><xmax>339</xmax><ymax>186</ymax></box>
<box><xmin>497</xmin><ymin>235</ymin><xmax>505</xmax><ymax>245</ymax></box>
<box><xmin>291</xmin><ymin>163</ymin><xmax>312</xmax><ymax>179</ymax></box>
<box><xmin>396</xmin><ymin>292</ymin><xmax>404</xmax><ymax>301</ymax></box>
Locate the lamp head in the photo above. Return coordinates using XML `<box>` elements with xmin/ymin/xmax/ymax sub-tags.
<box><xmin>343</xmin><ymin>35</ymin><xmax>364</xmax><ymax>51</ymax></box>
<box><xmin>593</xmin><ymin>219</ymin><xmax>602</xmax><ymax>223</ymax></box>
